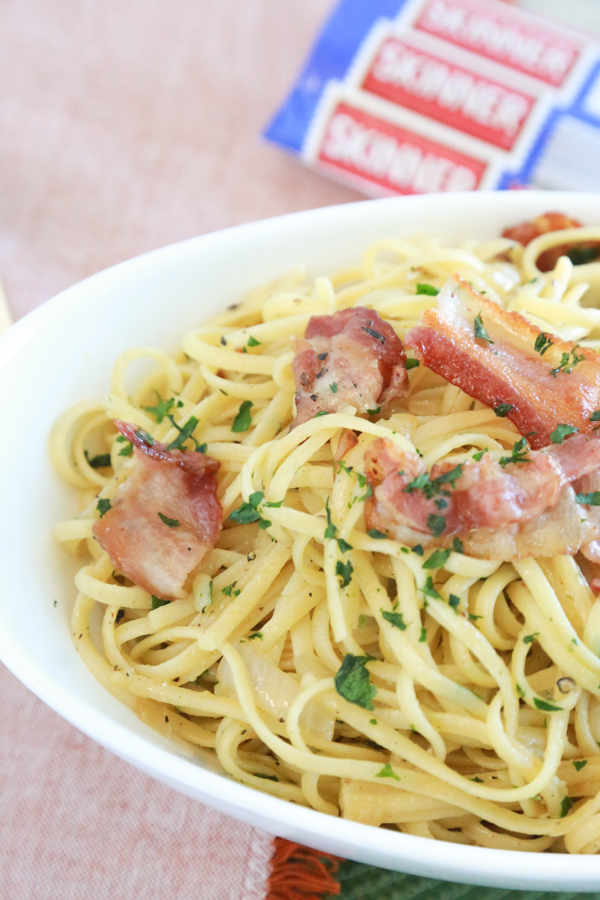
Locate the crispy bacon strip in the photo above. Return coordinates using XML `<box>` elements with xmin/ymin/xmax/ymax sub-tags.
<box><xmin>364</xmin><ymin>435</ymin><xmax>600</xmax><ymax>560</ymax></box>
<box><xmin>502</xmin><ymin>211</ymin><xmax>599</xmax><ymax>272</ymax></box>
<box><xmin>291</xmin><ymin>307</ymin><xmax>408</xmax><ymax>427</ymax></box>
<box><xmin>93</xmin><ymin>421</ymin><xmax>222</xmax><ymax>599</ymax></box>
<box><xmin>405</xmin><ymin>276</ymin><xmax>600</xmax><ymax>449</ymax></box>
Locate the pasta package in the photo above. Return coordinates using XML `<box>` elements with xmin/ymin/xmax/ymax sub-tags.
<box><xmin>51</xmin><ymin>214</ymin><xmax>600</xmax><ymax>853</ymax></box>
<box><xmin>265</xmin><ymin>0</ymin><xmax>600</xmax><ymax>195</ymax></box>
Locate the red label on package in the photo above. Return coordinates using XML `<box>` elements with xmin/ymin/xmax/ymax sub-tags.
<box><xmin>362</xmin><ymin>36</ymin><xmax>535</xmax><ymax>150</ymax></box>
<box><xmin>414</xmin><ymin>0</ymin><xmax>583</xmax><ymax>88</ymax></box>
<box><xmin>317</xmin><ymin>101</ymin><xmax>487</xmax><ymax>194</ymax></box>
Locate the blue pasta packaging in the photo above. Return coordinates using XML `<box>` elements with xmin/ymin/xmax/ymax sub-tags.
<box><xmin>265</xmin><ymin>0</ymin><xmax>600</xmax><ymax>195</ymax></box>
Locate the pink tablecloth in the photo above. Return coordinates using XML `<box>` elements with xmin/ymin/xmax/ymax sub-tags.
<box><xmin>0</xmin><ymin>2</ymin><xmax>356</xmax><ymax>897</ymax></box>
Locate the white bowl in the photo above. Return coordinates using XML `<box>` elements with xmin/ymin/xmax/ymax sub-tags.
<box><xmin>2</xmin><ymin>191</ymin><xmax>600</xmax><ymax>891</ymax></box>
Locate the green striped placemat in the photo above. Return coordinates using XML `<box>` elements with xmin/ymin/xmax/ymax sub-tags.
<box><xmin>326</xmin><ymin>860</ymin><xmax>600</xmax><ymax>900</ymax></box>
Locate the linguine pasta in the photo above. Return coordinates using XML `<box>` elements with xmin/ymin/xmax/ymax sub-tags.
<box><xmin>51</xmin><ymin>227</ymin><xmax>600</xmax><ymax>854</ymax></box>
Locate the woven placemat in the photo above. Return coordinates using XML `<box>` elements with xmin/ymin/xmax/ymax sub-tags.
<box><xmin>327</xmin><ymin>860</ymin><xmax>600</xmax><ymax>900</ymax></box>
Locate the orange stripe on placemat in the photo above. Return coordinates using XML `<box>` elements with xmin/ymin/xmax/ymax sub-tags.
<box><xmin>266</xmin><ymin>838</ymin><xmax>341</xmax><ymax>900</ymax></box>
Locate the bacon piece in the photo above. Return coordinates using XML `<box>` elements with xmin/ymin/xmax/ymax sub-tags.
<box><xmin>291</xmin><ymin>307</ymin><xmax>408</xmax><ymax>427</ymax></box>
<box><xmin>502</xmin><ymin>211</ymin><xmax>599</xmax><ymax>272</ymax></box>
<box><xmin>93</xmin><ymin>421</ymin><xmax>222</xmax><ymax>599</ymax></box>
<box><xmin>364</xmin><ymin>434</ymin><xmax>600</xmax><ymax>560</ymax></box>
<box><xmin>335</xmin><ymin>430</ymin><xmax>359</xmax><ymax>461</ymax></box>
<box><xmin>405</xmin><ymin>276</ymin><xmax>600</xmax><ymax>449</ymax></box>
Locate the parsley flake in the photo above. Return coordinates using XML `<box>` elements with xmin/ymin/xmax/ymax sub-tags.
<box><xmin>85</xmin><ymin>452</ymin><xmax>111</xmax><ymax>469</ymax></box>
<box><xmin>405</xmin><ymin>358</ymin><xmax>420</xmax><ymax>370</ymax></box>
<box><xmin>247</xmin><ymin>335</ymin><xmax>260</xmax><ymax>347</ymax></box>
<box><xmin>533</xmin><ymin>698</ymin><xmax>562</xmax><ymax>712</ymax></box>
<box><xmin>576</xmin><ymin>492</ymin><xmax>600</xmax><ymax>506</ymax></box>
<box><xmin>334</xmin><ymin>654</ymin><xmax>376</xmax><ymax>710</ymax></box>
<box><xmin>232</xmin><ymin>401</ymin><xmax>253</xmax><ymax>433</ymax></box>
<box><xmin>499</xmin><ymin>436</ymin><xmax>531</xmax><ymax>467</ymax></box>
<box><xmin>472</xmin><ymin>448</ymin><xmax>487</xmax><ymax>461</ymax></box>
<box><xmin>229</xmin><ymin>491</ymin><xmax>264</xmax><ymax>524</ymax></box>
<box><xmin>337</xmin><ymin>538</ymin><xmax>353</xmax><ymax>553</ymax></box>
<box><xmin>330</xmin><ymin>383</ymin><xmax>338</xmax><ymax>394</ymax></box>
<box><xmin>550</xmin><ymin>424</ymin><xmax>578</xmax><ymax>444</ymax></box>
<box><xmin>427</xmin><ymin>514</ymin><xmax>446</xmax><ymax>537</ymax></box>
<box><xmin>158</xmin><ymin>512</ymin><xmax>179</xmax><ymax>527</ymax></box>
<box><xmin>222</xmin><ymin>582</ymin><xmax>241</xmax><ymax>598</ymax></box>
<box><xmin>96</xmin><ymin>498</ymin><xmax>112</xmax><ymax>517</ymax></box>
<box><xmin>248</xmin><ymin>632</ymin><xmax>263</xmax><ymax>640</ymax></box>
<box><xmin>452</xmin><ymin>537</ymin><xmax>463</xmax><ymax>554</ymax></box>
<box><xmin>324</xmin><ymin>499</ymin><xmax>337</xmax><ymax>539</ymax></box>
<box><xmin>573</xmin><ymin>759</ymin><xmax>588</xmax><ymax>771</ymax></box>
<box><xmin>560</xmin><ymin>796</ymin><xmax>573</xmax><ymax>818</ymax></box>
<box><xmin>144</xmin><ymin>395</ymin><xmax>176</xmax><ymax>423</ymax></box>
<box><xmin>151</xmin><ymin>595</ymin><xmax>169</xmax><ymax>609</ymax></box>
<box><xmin>366</xmin><ymin>406</ymin><xmax>381</xmax><ymax>416</ymax></box>
<box><xmin>376</xmin><ymin>763</ymin><xmax>401</xmax><ymax>781</ymax></box>
<box><xmin>381</xmin><ymin>609</ymin><xmax>408</xmax><ymax>631</ymax></box>
<box><xmin>551</xmin><ymin>347</ymin><xmax>585</xmax><ymax>377</ymax></box>
<box><xmin>416</xmin><ymin>283</ymin><xmax>439</xmax><ymax>296</ymax></box>
<box><xmin>367</xmin><ymin>529</ymin><xmax>388</xmax><ymax>540</ymax></box>
<box><xmin>165</xmin><ymin>415</ymin><xmax>201</xmax><ymax>451</ymax></box>
<box><xmin>534</xmin><ymin>333</ymin><xmax>553</xmax><ymax>356</ymax></box>
<box><xmin>422</xmin><ymin>548</ymin><xmax>451</xmax><ymax>570</ymax></box>
<box><xmin>474</xmin><ymin>311</ymin><xmax>493</xmax><ymax>343</ymax></box>
<box><xmin>494</xmin><ymin>403</ymin><xmax>514</xmax><ymax>417</ymax></box>
<box><xmin>336</xmin><ymin>560</ymin><xmax>354</xmax><ymax>588</ymax></box>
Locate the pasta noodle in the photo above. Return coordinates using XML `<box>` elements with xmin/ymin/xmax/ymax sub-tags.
<box><xmin>51</xmin><ymin>226</ymin><xmax>600</xmax><ymax>853</ymax></box>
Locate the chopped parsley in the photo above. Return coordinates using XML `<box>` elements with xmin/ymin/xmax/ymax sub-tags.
<box><xmin>448</xmin><ymin>594</ymin><xmax>461</xmax><ymax>613</ymax></box>
<box><xmin>474</xmin><ymin>311</ymin><xmax>493</xmax><ymax>343</ymax></box>
<box><xmin>419</xmin><ymin>627</ymin><xmax>427</xmax><ymax>643</ymax></box>
<box><xmin>494</xmin><ymin>403</ymin><xmax>514</xmax><ymax>417</ymax></box>
<box><xmin>422</xmin><ymin>576</ymin><xmax>442</xmax><ymax>602</ymax></box>
<box><xmin>324</xmin><ymin>499</ymin><xmax>337</xmax><ymax>539</ymax></box>
<box><xmin>165</xmin><ymin>415</ymin><xmax>201</xmax><ymax>451</ymax></box>
<box><xmin>422</xmin><ymin>548</ymin><xmax>451</xmax><ymax>570</ymax></box>
<box><xmin>405</xmin><ymin>358</ymin><xmax>420</xmax><ymax>370</ymax></box>
<box><xmin>452</xmin><ymin>537</ymin><xmax>463</xmax><ymax>553</ymax></box>
<box><xmin>248</xmin><ymin>632</ymin><xmax>263</xmax><ymax>640</ymax></box>
<box><xmin>85</xmin><ymin>452</ymin><xmax>111</xmax><ymax>469</ymax></box>
<box><xmin>427</xmin><ymin>514</ymin><xmax>446</xmax><ymax>537</ymax></box>
<box><xmin>254</xmin><ymin>772</ymin><xmax>278</xmax><ymax>781</ymax></box>
<box><xmin>403</xmin><ymin>464</ymin><xmax>462</xmax><ymax>501</ymax></box>
<box><xmin>550</xmin><ymin>424</ymin><xmax>578</xmax><ymax>444</ymax></box>
<box><xmin>118</xmin><ymin>440</ymin><xmax>133</xmax><ymax>457</ymax></box>
<box><xmin>222</xmin><ymin>582</ymin><xmax>241</xmax><ymax>598</ymax></box>
<box><xmin>231</xmin><ymin>401</ymin><xmax>253</xmax><ymax>433</ymax></box>
<box><xmin>534</xmin><ymin>333</ymin><xmax>553</xmax><ymax>356</ymax></box>
<box><xmin>523</xmin><ymin>633</ymin><xmax>538</xmax><ymax>644</ymax></box>
<box><xmin>499</xmin><ymin>437</ymin><xmax>531</xmax><ymax>467</ymax></box>
<box><xmin>96</xmin><ymin>498</ymin><xmax>112</xmax><ymax>517</ymax></box>
<box><xmin>247</xmin><ymin>335</ymin><xmax>261</xmax><ymax>347</ymax></box>
<box><xmin>412</xmin><ymin>544</ymin><xmax>424</xmax><ymax>556</ymax></box>
<box><xmin>334</xmin><ymin>654</ymin><xmax>376</xmax><ymax>710</ymax></box>
<box><xmin>229</xmin><ymin>491</ymin><xmax>264</xmax><ymax>524</ymax></box>
<box><xmin>367</xmin><ymin>529</ymin><xmax>388</xmax><ymax>540</ymax></box>
<box><xmin>573</xmin><ymin>759</ymin><xmax>588</xmax><ymax>771</ymax></box>
<box><xmin>158</xmin><ymin>512</ymin><xmax>179</xmax><ymax>527</ymax></box>
<box><xmin>336</xmin><ymin>560</ymin><xmax>354</xmax><ymax>588</ymax></box>
<box><xmin>533</xmin><ymin>698</ymin><xmax>562</xmax><ymax>712</ymax></box>
<box><xmin>330</xmin><ymin>383</ymin><xmax>338</xmax><ymax>394</ymax></box>
<box><xmin>144</xmin><ymin>395</ymin><xmax>176</xmax><ymax>423</ymax></box>
<box><xmin>550</xmin><ymin>347</ymin><xmax>585</xmax><ymax>377</ymax></box>
<box><xmin>337</xmin><ymin>538</ymin><xmax>353</xmax><ymax>553</ymax></box>
<box><xmin>314</xmin><ymin>411</ymin><xmax>331</xmax><ymax>417</ymax></box>
<box><xmin>134</xmin><ymin>428</ymin><xmax>155</xmax><ymax>446</ymax></box>
<box><xmin>576</xmin><ymin>492</ymin><xmax>600</xmax><ymax>506</ymax></box>
<box><xmin>381</xmin><ymin>610</ymin><xmax>408</xmax><ymax>631</ymax></box>
<box><xmin>472</xmin><ymin>448</ymin><xmax>487</xmax><ymax>461</ymax></box>
<box><xmin>566</xmin><ymin>245</ymin><xmax>600</xmax><ymax>265</ymax></box>
<box><xmin>366</xmin><ymin>406</ymin><xmax>381</xmax><ymax>416</ymax></box>
<box><xmin>416</xmin><ymin>283</ymin><xmax>439</xmax><ymax>296</ymax></box>
<box><xmin>376</xmin><ymin>763</ymin><xmax>400</xmax><ymax>782</ymax></box>
<box><xmin>560</xmin><ymin>796</ymin><xmax>573</xmax><ymax>818</ymax></box>
<box><xmin>151</xmin><ymin>595</ymin><xmax>169</xmax><ymax>609</ymax></box>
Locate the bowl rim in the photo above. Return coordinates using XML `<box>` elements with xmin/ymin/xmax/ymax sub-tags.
<box><xmin>3</xmin><ymin>190</ymin><xmax>600</xmax><ymax>890</ymax></box>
